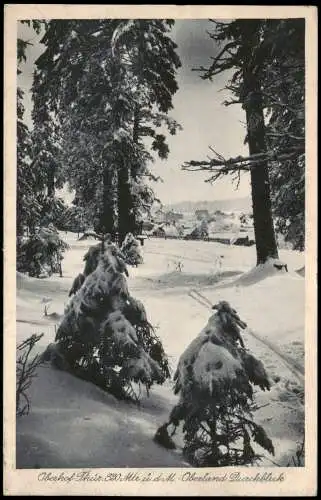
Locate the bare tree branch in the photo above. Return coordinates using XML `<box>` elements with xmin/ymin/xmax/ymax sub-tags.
<box><xmin>182</xmin><ymin>146</ymin><xmax>305</xmax><ymax>186</ymax></box>
<box><xmin>266</xmin><ymin>132</ymin><xmax>304</xmax><ymax>141</ymax></box>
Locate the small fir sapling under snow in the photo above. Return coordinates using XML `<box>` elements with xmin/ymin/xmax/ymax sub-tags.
<box><xmin>154</xmin><ymin>301</ymin><xmax>274</xmax><ymax>467</ymax></box>
<box><xmin>48</xmin><ymin>241</ymin><xmax>170</xmax><ymax>401</ymax></box>
<box><xmin>120</xmin><ymin>232</ymin><xmax>143</xmax><ymax>267</ymax></box>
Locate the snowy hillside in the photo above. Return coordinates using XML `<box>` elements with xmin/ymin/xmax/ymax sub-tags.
<box><xmin>164</xmin><ymin>197</ymin><xmax>252</xmax><ymax>214</ymax></box>
<box><xmin>16</xmin><ymin>233</ymin><xmax>305</xmax><ymax>469</ymax></box>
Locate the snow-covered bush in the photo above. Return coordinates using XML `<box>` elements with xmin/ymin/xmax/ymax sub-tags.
<box><xmin>53</xmin><ymin>243</ymin><xmax>170</xmax><ymax>401</ymax></box>
<box><xmin>17</xmin><ymin>224</ymin><xmax>69</xmax><ymax>278</ymax></box>
<box><xmin>155</xmin><ymin>301</ymin><xmax>274</xmax><ymax>467</ymax></box>
<box><xmin>120</xmin><ymin>232</ymin><xmax>143</xmax><ymax>266</ymax></box>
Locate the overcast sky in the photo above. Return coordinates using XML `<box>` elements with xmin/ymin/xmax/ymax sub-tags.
<box><xmin>18</xmin><ymin>19</ymin><xmax>251</xmax><ymax>205</ymax></box>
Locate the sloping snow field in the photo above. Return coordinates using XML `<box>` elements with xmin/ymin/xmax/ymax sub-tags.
<box><xmin>16</xmin><ymin>233</ymin><xmax>305</xmax><ymax>469</ymax></box>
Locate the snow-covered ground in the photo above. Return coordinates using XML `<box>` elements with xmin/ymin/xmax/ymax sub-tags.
<box><xmin>16</xmin><ymin>232</ymin><xmax>305</xmax><ymax>469</ymax></box>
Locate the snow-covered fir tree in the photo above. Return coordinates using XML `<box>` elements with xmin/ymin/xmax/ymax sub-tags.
<box><xmin>17</xmin><ymin>21</ymin><xmax>70</xmax><ymax>274</ymax></box>
<box><xmin>31</xmin><ymin>68</ymin><xmax>65</xmax><ymax>201</ymax></box>
<box><xmin>31</xmin><ymin>19</ymin><xmax>182</xmax><ymax>244</ymax></box>
<box><xmin>17</xmin><ymin>22</ymin><xmax>44</xmax><ymax>239</ymax></box>
<box><xmin>155</xmin><ymin>301</ymin><xmax>274</xmax><ymax>467</ymax></box>
<box><xmin>50</xmin><ymin>242</ymin><xmax>170</xmax><ymax>401</ymax></box>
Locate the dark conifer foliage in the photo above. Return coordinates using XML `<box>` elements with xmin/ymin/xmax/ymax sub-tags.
<box><xmin>31</xmin><ymin>19</ymin><xmax>182</xmax><ymax>242</ymax></box>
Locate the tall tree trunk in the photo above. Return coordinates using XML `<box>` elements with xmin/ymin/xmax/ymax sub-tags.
<box><xmin>47</xmin><ymin>161</ymin><xmax>55</xmax><ymax>197</ymax></box>
<box><xmin>132</xmin><ymin>104</ymin><xmax>140</xmax><ymax>147</ymax></box>
<box><xmin>101</xmin><ymin>166</ymin><xmax>116</xmax><ymax>238</ymax></box>
<box><xmin>128</xmin><ymin>105</ymin><xmax>141</xmax><ymax>235</ymax></box>
<box><xmin>242</xmin><ymin>23</ymin><xmax>279</xmax><ymax>265</ymax></box>
<box><xmin>117</xmin><ymin>159</ymin><xmax>135</xmax><ymax>245</ymax></box>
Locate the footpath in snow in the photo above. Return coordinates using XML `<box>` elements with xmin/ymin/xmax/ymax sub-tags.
<box><xmin>16</xmin><ymin>233</ymin><xmax>305</xmax><ymax>468</ymax></box>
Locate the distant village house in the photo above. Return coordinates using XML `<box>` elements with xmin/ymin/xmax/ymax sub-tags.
<box><xmin>164</xmin><ymin>210</ymin><xmax>184</xmax><ymax>225</ymax></box>
<box><xmin>150</xmin><ymin>224</ymin><xmax>180</xmax><ymax>239</ymax></box>
<box><xmin>195</xmin><ymin>209</ymin><xmax>210</xmax><ymax>221</ymax></box>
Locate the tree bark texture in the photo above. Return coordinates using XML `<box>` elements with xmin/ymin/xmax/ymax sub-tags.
<box><xmin>117</xmin><ymin>160</ymin><xmax>136</xmax><ymax>245</ymax></box>
<box><xmin>241</xmin><ymin>23</ymin><xmax>279</xmax><ymax>264</ymax></box>
<box><xmin>47</xmin><ymin>161</ymin><xmax>55</xmax><ymax>198</ymax></box>
<box><xmin>101</xmin><ymin>166</ymin><xmax>116</xmax><ymax>238</ymax></box>
<box><xmin>243</xmin><ymin>73</ymin><xmax>279</xmax><ymax>264</ymax></box>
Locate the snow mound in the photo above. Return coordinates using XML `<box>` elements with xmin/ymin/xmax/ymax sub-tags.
<box><xmin>16</xmin><ymin>431</ymin><xmax>71</xmax><ymax>468</ymax></box>
<box><xmin>229</xmin><ymin>258</ymin><xmax>291</xmax><ymax>287</ymax></box>
<box><xmin>16</xmin><ymin>365</ymin><xmax>187</xmax><ymax>468</ymax></box>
